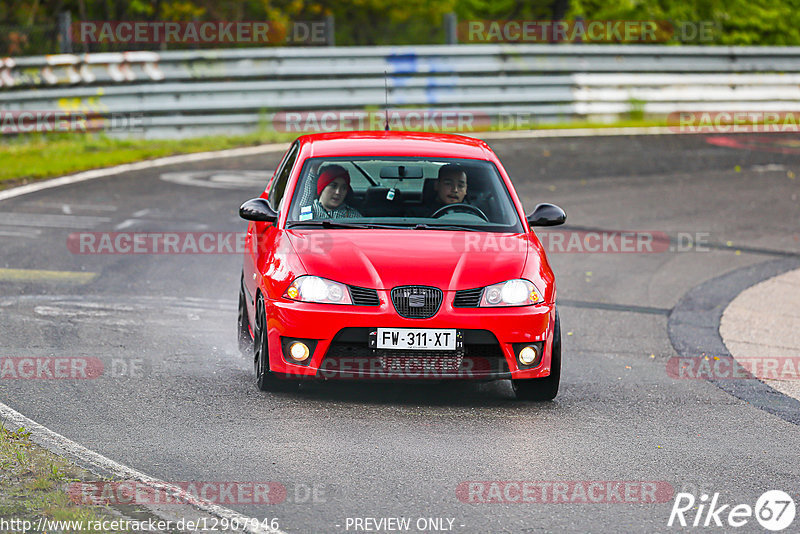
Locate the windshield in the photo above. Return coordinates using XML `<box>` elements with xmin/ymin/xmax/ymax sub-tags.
<box><xmin>286</xmin><ymin>157</ymin><xmax>524</xmax><ymax>232</ymax></box>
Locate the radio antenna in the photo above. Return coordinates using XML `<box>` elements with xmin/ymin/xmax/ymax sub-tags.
<box><xmin>384</xmin><ymin>70</ymin><xmax>390</xmax><ymax>131</ymax></box>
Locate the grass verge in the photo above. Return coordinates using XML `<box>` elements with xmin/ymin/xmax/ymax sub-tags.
<box><xmin>0</xmin><ymin>420</ymin><xmax>161</xmax><ymax>533</ymax></box>
<box><xmin>0</xmin><ymin>130</ymin><xmax>296</xmax><ymax>190</ymax></box>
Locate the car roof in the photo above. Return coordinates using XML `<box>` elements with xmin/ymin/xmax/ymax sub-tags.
<box><xmin>298</xmin><ymin>131</ymin><xmax>494</xmax><ymax>160</ymax></box>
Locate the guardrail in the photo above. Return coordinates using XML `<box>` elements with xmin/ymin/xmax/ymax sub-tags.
<box><xmin>2</xmin><ymin>45</ymin><xmax>800</xmax><ymax>137</ymax></box>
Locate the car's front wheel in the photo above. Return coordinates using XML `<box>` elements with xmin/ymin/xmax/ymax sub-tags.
<box><xmin>512</xmin><ymin>308</ymin><xmax>561</xmax><ymax>401</ymax></box>
<box><xmin>253</xmin><ymin>293</ymin><xmax>297</xmax><ymax>392</ymax></box>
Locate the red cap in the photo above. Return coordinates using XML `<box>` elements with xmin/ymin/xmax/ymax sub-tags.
<box><xmin>317</xmin><ymin>166</ymin><xmax>350</xmax><ymax>196</ymax></box>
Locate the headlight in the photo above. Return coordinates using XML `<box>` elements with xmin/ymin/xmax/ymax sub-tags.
<box><xmin>284</xmin><ymin>276</ymin><xmax>353</xmax><ymax>304</ymax></box>
<box><xmin>479</xmin><ymin>279</ymin><xmax>542</xmax><ymax>307</ymax></box>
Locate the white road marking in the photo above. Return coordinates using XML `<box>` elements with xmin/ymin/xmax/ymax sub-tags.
<box><xmin>0</xmin><ymin>402</ymin><xmax>284</xmax><ymax>534</ymax></box>
<box><xmin>32</xmin><ymin>305</ymin><xmax>139</xmax><ymax>326</ymax></box>
<box><xmin>0</xmin><ymin>226</ymin><xmax>42</xmax><ymax>238</ymax></box>
<box><xmin>61</xmin><ymin>204</ymin><xmax>72</xmax><ymax>215</ymax></box>
<box><xmin>3</xmin><ymin>295</ymin><xmax>236</xmax><ymax>328</ymax></box>
<box><xmin>34</xmin><ymin>202</ymin><xmax>118</xmax><ymax>212</ymax></box>
<box><xmin>34</xmin><ymin>306</ymin><xmax>114</xmax><ymax>317</ymax></box>
<box><xmin>114</xmin><ymin>219</ymin><xmax>137</xmax><ymax>230</ymax></box>
<box><xmin>0</xmin><ymin>268</ymin><xmax>97</xmax><ymax>284</ymax></box>
<box><xmin>160</xmin><ymin>170</ymin><xmax>270</xmax><ymax>189</ymax></box>
<box><xmin>0</xmin><ymin>212</ymin><xmax>110</xmax><ymax>229</ymax></box>
<box><xmin>751</xmin><ymin>164</ymin><xmax>786</xmax><ymax>172</ymax></box>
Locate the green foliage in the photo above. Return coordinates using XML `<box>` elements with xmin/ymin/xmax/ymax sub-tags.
<box><xmin>454</xmin><ymin>0</ymin><xmax>556</xmax><ymax>20</ymax></box>
<box><xmin>567</xmin><ymin>0</ymin><xmax>800</xmax><ymax>45</ymax></box>
<box><xmin>628</xmin><ymin>97</ymin><xmax>645</xmax><ymax>121</ymax></box>
<box><xmin>0</xmin><ymin>0</ymin><xmax>799</xmax><ymax>51</ymax></box>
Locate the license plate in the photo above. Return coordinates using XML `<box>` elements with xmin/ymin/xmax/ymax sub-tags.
<box><xmin>376</xmin><ymin>328</ymin><xmax>457</xmax><ymax>351</ymax></box>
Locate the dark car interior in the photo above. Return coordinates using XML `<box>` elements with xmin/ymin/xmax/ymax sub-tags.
<box><xmin>289</xmin><ymin>158</ymin><xmax>519</xmax><ymax>227</ymax></box>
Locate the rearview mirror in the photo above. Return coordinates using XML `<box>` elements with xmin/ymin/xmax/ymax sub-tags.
<box><xmin>379</xmin><ymin>165</ymin><xmax>424</xmax><ymax>179</ymax></box>
<box><xmin>239</xmin><ymin>198</ymin><xmax>278</xmax><ymax>222</ymax></box>
<box><xmin>526</xmin><ymin>203</ymin><xmax>566</xmax><ymax>227</ymax></box>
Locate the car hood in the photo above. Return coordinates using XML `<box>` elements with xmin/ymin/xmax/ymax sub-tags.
<box><xmin>286</xmin><ymin>229</ymin><xmax>530</xmax><ymax>290</ymax></box>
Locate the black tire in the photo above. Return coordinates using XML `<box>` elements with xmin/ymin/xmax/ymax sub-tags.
<box><xmin>253</xmin><ymin>293</ymin><xmax>297</xmax><ymax>392</ymax></box>
<box><xmin>237</xmin><ymin>273</ymin><xmax>253</xmax><ymax>356</ymax></box>
<box><xmin>512</xmin><ymin>308</ymin><xmax>561</xmax><ymax>401</ymax></box>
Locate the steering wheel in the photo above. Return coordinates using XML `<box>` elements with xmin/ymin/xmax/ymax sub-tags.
<box><xmin>430</xmin><ymin>203</ymin><xmax>489</xmax><ymax>222</ymax></box>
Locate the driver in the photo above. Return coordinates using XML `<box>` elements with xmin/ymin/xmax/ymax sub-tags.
<box><xmin>435</xmin><ymin>164</ymin><xmax>468</xmax><ymax>206</ymax></box>
<box><xmin>410</xmin><ymin>164</ymin><xmax>468</xmax><ymax>217</ymax></box>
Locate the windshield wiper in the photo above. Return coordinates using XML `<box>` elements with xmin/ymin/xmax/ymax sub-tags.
<box><xmin>286</xmin><ymin>220</ymin><xmax>373</xmax><ymax>229</ymax></box>
<box><xmin>287</xmin><ymin>221</ymin><xmax>482</xmax><ymax>231</ymax></box>
<box><xmin>412</xmin><ymin>224</ymin><xmax>481</xmax><ymax>232</ymax></box>
<box><xmin>287</xmin><ymin>220</ymin><xmax>406</xmax><ymax>230</ymax></box>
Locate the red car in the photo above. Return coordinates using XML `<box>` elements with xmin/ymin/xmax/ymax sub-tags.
<box><xmin>238</xmin><ymin>131</ymin><xmax>566</xmax><ymax>400</ymax></box>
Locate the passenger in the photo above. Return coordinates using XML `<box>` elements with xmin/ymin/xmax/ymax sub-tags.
<box><xmin>310</xmin><ymin>165</ymin><xmax>362</xmax><ymax>219</ymax></box>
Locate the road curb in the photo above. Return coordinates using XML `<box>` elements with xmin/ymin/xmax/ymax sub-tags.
<box><xmin>668</xmin><ymin>258</ymin><xmax>800</xmax><ymax>426</ymax></box>
<box><xmin>0</xmin><ymin>401</ymin><xmax>285</xmax><ymax>534</ymax></box>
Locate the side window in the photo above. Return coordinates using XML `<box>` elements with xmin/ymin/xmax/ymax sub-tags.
<box><xmin>268</xmin><ymin>142</ymin><xmax>299</xmax><ymax>211</ymax></box>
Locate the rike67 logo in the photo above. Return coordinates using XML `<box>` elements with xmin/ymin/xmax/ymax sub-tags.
<box><xmin>668</xmin><ymin>490</ymin><xmax>796</xmax><ymax>531</ymax></box>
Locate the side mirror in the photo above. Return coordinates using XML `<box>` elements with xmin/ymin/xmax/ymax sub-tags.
<box><xmin>526</xmin><ymin>203</ymin><xmax>566</xmax><ymax>227</ymax></box>
<box><xmin>239</xmin><ymin>198</ymin><xmax>278</xmax><ymax>223</ymax></box>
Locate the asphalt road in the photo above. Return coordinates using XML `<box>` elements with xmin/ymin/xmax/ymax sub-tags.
<box><xmin>1</xmin><ymin>133</ymin><xmax>799</xmax><ymax>533</ymax></box>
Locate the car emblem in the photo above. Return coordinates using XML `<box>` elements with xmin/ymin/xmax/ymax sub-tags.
<box><xmin>408</xmin><ymin>294</ymin><xmax>426</xmax><ymax>307</ymax></box>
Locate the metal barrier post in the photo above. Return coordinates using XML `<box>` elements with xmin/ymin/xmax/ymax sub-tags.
<box><xmin>57</xmin><ymin>11</ymin><xmax>72</xmax><ymax>54</ymax></box>
<box><xmin>444</xmin><ymin>13</ymin><xmax>457</xmax><ymax>45</ymax></box>
<box><xmin>325</xmin><ymin>15</ymin><xmax>335</xmax><ymax>47</ymax></box>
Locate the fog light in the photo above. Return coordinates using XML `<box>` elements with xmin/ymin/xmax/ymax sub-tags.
<box><xmin>519</xmin><ymin>345</ymin><xmax>539</xmax><ymax>365</ymax></box>
<box><xmin>289</xmin><ymin>342</ymin><xmax>310</xmax><ymax>362</ymax></box>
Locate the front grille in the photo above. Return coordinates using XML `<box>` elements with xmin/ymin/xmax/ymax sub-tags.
<box><xmin>379</xmin><ymin>352</ymin><xmax>463</xmax><ymax>373</ymax></box>
<box><xmin>323</xmin><ymin>342</ymin><xmax>508</xmax><ymax>377</ymax></box>
<box><xmin>391</xmin><ymin>286</ymin><xmax>442</xmax><ymax>319</ymax></box>
<box><xmin>453</xmin><ymin>287</ymin><xmax>484</xmax><ymax>308</ymax></box>
<box><xmin>349</xmin><ymin>285</ymin><xmax>380</xmax><ymax>306</ymax></box>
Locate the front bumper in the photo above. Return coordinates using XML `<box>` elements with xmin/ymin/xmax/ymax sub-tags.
<box><xmin>264</xmin><ymin>292</ymin><xmax>555</xmax><ymax>381</ymax></box>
